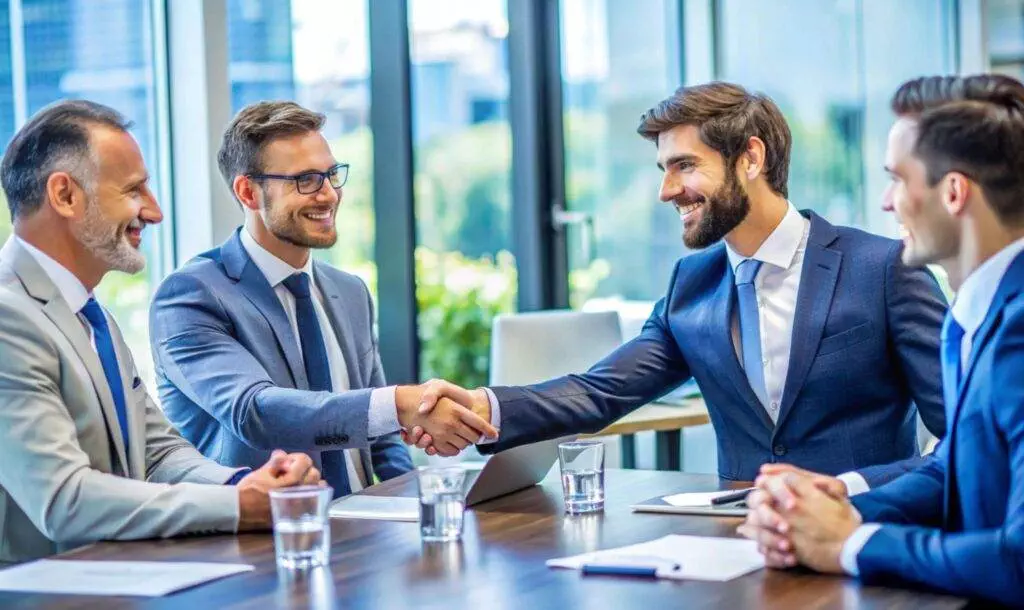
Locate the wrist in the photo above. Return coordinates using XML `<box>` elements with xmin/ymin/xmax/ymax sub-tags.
<box><xmin>394</xmin><ymin>384</ymin><xmax>424</xmax><ymax>428</ymax></box>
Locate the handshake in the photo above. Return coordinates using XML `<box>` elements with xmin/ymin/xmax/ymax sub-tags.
<box><xmin>394</xmin><ymin>379</ymin><xmax>499</xmax><ymax>456</ymax></box>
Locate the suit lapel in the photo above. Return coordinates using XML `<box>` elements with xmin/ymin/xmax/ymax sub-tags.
<box><xmin>707</xmin><ymin>264</ymin><xmax>775</xmax><ymax>431</ymax></box>
<box><xmin>221</xmin><ymin>231</ymin><xmax>309</xmax><ymax>389</ymax></box>
<box><xmin>7</xmin><ymin>241</ymin><xmax>130</xmax><ymax>475</ymax></box>
<box><xmin>314</xmin><ymin>262</ymin><xmax>362</xmax><ymax>388</ymax></box>
<box><xmin>776</xmin><ymin>214</ymin><xmax>841</xmax><ymax>431</ymax></box>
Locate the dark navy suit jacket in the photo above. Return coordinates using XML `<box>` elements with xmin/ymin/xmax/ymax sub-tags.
<box><xmin>852</xmin><ymin>250</ymin><xmax>1024</xmax><ymax>605</ymax></box>
<box><xmin>482</xmin><ymin>212</ymin><xmax>947</xmax><ymax>485</ymax></box>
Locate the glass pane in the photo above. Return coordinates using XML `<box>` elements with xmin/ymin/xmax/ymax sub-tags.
<box><xmin>560</xmin><ymin>0</ymin><xmax>680</xmax><ymax>315</ymax></box>
<box><xmin>717</xmin><ymin>0</ymin><xmax>954</xmax><ymax>236</ymax></box>
<box><xmin>409</xmin><ymin>0</ymin><xmax>516</xmax><ymax>387</ymax></box>
<box><xmin>227</xmin><ymin>0</ymin><xmax>376</xmax><ymax>298</ymax></box>
<box><xmin>0</xmin><ymin>0</ymin><xmax>165</xmax><ymax>388</ymax></box>
<box><xmin>988</xmin><ymin>0</ymin><xmax>1024</xmax><ymax>80</ymax></box>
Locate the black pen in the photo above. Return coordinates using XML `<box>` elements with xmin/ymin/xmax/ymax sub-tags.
<box><xmin>709</xmin><ymin>487</ymin><xmax>755</xmax><ymax>506</ymax></box>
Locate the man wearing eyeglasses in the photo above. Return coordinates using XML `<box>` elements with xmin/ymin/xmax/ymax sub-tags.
<box><xmin>150</xmin><ymin>102</ymin><xmax>497</xmax><ymax>498</ymax></box>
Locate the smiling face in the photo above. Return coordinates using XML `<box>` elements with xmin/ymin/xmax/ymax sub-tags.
<box><xmin>656</xmin><ymin>124</ymin><xmax>751</xmax><ymax>249</ymax></box>
<box><xmin>881</xmin><ymin>117</ymin><xmax>959</xmax><ymax>267</ymax></box>
<box><xmin>69</xmin><ymin>125</ymin><xmax>162</xmax><ymax>274</ymax></box>
<box><xmin>252</xmin><ymin>131</ymin><xmax>341</xmax><ymax>249</ymax></box>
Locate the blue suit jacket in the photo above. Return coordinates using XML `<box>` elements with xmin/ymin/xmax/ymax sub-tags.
<box><xmin>149</xmin><ymin>230</ymin><xmax>413</xmax><ymax>488</ymax></box>
<box><xmin>482</xmin><ymin>212</ymin><xmax>947</xmax><ymax>485</ymax></box>
<box><xmin>851</xmin><ymin>250</ymin><xmax>1024</xmax><ymax>605</ymax></box>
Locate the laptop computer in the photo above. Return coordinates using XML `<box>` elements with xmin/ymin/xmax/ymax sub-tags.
<box><xmin>462</xmin><ymin>434</ymin><xmax>577</xmax><ymax>506</ymax></box>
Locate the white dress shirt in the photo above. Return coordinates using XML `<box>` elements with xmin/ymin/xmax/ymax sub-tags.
<box><xmin>241</xmin><ymin>229</ymin><xmax>384</xmax><ymax>491</ymax></box>
<box><xmin>17</xmin><ymin>237</ymin><xmax>95</xmax><ymax>344</ymax></box>
<box><xmin>839</xmin><ymin>235</ymin><xmax>1024</xmax><ymax>576</ymax></box>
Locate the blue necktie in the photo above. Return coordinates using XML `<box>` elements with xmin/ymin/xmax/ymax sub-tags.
<box><xmin>940</xmin><ymin>313</ymin><xmax>965</xmax><ymax>411</ymax></box>
<box><xmin>80</xmin><ymin>298</ymin><xmax>131</xmax><ymax>460</ymax></box>
<box><xmin>281</xmin><ymin>273</ymin><xmax>350</xmax><ymax>497</ymax></box>
<box><xmin>735</xmin><ymin>259</ymin><xmax>768</xmax><ymax>408</ymax></box>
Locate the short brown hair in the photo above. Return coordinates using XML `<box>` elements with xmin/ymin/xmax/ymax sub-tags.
<box><xmin>217</xmin><ymin>101</ymin><xmax>326</xmax><ymax>189</ymax></box>
<box><xmin>891</xmin><ymin>74</ymin><xmax>1024</xmax><ymax>117</ymax></box>
<box><xmin>637</xmin><ymin>82</ymin><xmax>792</xmax><ymax>197</ymax></box>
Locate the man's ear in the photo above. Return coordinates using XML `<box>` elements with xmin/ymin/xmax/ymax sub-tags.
<box><xmin>942</xmin><ymin>172</ymin><xmax>971</xmax><ymax>217</ymax></box>
<box><xmin>233</xmin><ymin>175</ymin><xmax>262</xmax><ymax>211</ymax></box>
<box><xmin>44</xmin><ymin>172</ymin><xmax>85</xmax><ymax>219</ymax></box>
<box><xmin>742</xmin><ymin>136</ymin><xmax>767</xmax><ymax>181</ymax></box>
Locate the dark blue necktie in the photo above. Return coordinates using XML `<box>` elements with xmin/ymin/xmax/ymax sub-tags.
<box><xmin>281</xmin><ymin>273</ymin><xmax>350</xmax><ymax>497</ymax></box>
<box><xmin>80</xmin><ymin>298</ymin><xmax>131</xmax><ymax>460</ymax></box>
<box><xmin>735</xmin><ymin>259</ymin><xmax>768</xmax><ymax>409</ymax></box>
<box><xmin>940</xmin><ymin>313</ymin><xmax>965</xmax><ymax>415</ymax></box>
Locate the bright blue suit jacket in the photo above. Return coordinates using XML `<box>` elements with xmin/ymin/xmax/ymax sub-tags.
<box><xmin>482</xmin><ymin>212</ymin><xmax>947</xmax><ymax>485</ymax></box>
<box><xmin>852</xmin><ymin>250</ymin><xmax>1024</xmax><ymax>605</ymax></box>
<box><xmin>149</xmin><ymin>230</ymin><xmax>413</xmax><ymax>489</ymax></box>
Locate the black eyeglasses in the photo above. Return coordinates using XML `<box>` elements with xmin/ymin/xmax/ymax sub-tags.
<box><xmin>249</xmin><ymin>163</ymin><xmax>349</xmax><ymax>194</ymax></box>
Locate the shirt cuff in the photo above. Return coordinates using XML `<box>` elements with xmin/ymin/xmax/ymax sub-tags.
<box><xmin>225</xmin><ymin>469</ymin><xmax>250</xmax><ymax>485</ymax></box>
<box><xmin>840</xmin><ymin>523</ymin><xmax>882</xmax><ymax>576</ymax></box>
<box><xmin>477</xmin><ymin>387</ymin><xmax>502</xmax><ymax>444</ymax></box>
<box><xmin>368</xmin><ymin>386</ymin><xmax>401</xmax><ymax>437</ymax></box>
<box><xmin>837</xmin><ymin>471</ymin><xmax>871</xmax><ymax>496</ymax></box>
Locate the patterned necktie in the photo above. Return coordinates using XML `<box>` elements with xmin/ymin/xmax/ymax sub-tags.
<box><xmin>80</xmin><ymin>298</ymin><xmax>131</xmax><ymax>461</ymax></box>
<box><xmin>281</xmin><ymin>273</ymin><xmax>350</xmax><ymax>497</ymax></box>
<box><xmin>735</xmin><ymin>259</ymin><xmax>767</xmax><ymax>408</ymax></box>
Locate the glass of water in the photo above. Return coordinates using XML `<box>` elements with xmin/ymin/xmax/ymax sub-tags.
<box><xmin>558</xmin><ymin>440</ymin><xmax>605</xmax><ymax>514</ymax></box>
<box><xmin>417</xmin><ymin>466</ymin><xmax>467</xmax><ymax>542</ymax></box>
<box><xmin>269</xmin><ymin>485</ymin><xmax>333</xmax><ymax>569</ymax></box>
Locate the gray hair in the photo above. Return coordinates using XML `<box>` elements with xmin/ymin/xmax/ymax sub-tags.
<box><xmin>217</xmin><ymin>101</ymin><xmax>326</xmax><ymax>195</ymax></box>
<box><xmin>1</xmin><ymin>100</ymin><xmax>132</xmax><ymax>219</ymax></box>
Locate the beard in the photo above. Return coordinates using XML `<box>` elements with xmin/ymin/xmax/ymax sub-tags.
<box><xmin>261</xmin><ymin>196</ymin><xmax>338</xmax><ymax>250</ymax></box>
<box><xmin>681</xmin><ymin>170</ymin><xmax>752</xmax><ymax>249</ymax></box>
<box><xmin>71</xmin><ymin>196</ymin><xmax>146</xmax><ymax>275</ymax></box>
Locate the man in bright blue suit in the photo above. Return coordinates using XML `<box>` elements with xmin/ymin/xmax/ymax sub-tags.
<box><xmin>740</xmin><ymin>74</ymin><xmax>1024</xmax><ymax>605</ymax></box>
<box><xmin>410</xmin><ymin>82</ymin><xmax>947</xmax><ymax>490</ymax></box>
<box><xmin>150</xmin><ymin>102</ymin><xmax>496</xmax><ymax>499</ymax></box>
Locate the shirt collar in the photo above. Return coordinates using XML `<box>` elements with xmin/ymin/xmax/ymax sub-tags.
<box><xmin>951</xmin><ymin>235</ymin><xmax>1024</xmax><ymax>339</ymax></box>
<box><xmin>16</xmin><ymin>236</ymin><xmax>92</xmax><ymax>313</ymax></box>
<box><xmin>239</xmin><ymin>227</ymin><xmax>313</xmax><ymax>288</ymax></box>
<box><xmin>726</xmin><ymin>202</ymin><xmax>806</xmax><ymax>272</ymax></box>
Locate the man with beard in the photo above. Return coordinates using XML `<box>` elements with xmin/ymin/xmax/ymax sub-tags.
<box><xmin>150</xmin><ymin>102</ymin><xmax>497</xmax><ymax>498</ymax></box>
<box><xmin>408</xmin><ymin>82</ymin><xmax>947</xmax><ymax>489</ymax></box>
<box><xmin>0</xmin><ymin>100</ymin><xmax>321</xmax><ymax>564</ymax></box>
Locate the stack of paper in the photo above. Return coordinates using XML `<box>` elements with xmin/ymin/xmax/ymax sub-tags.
<box><xmin>0</xmin><ymin>560</ymin><xmax>253</xmax><ymax>597</ymax></box>
<box><xmin>547</xmin><ymin>534</ymin><xmax>764</xmax><ymax>581</ymax></box>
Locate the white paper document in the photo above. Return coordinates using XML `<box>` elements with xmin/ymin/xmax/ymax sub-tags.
<box><xmin>547</xmin><ymin>534</ymin><xmax>765</xmax><ymax>582</ymax></box>
<box><xmin>329</xmin><ymin>494</ymin><xmax>420</xmax><ymax>521</ymax></box>
<box><xmin>662</xmin><ymin>490</ymin><xmax>740</xmax><ymax>507</ymax></box>
<box><xmin>0</xmin><ymin>559</ymin><xmax>254</xmax><ymax>597</ymax></box>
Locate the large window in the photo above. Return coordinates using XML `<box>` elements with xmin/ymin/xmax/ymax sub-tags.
<box><xmin>0</xmin><ymin>0</ymin><xmax>166</xmax><ymax>388</ymax></box>
<box><xmin>227</xmin><ymin>0</ymin><xmax>376</xmax><ymax>296</ymax></box>
<box><xmin>989</xmin><ymin>0</ymin><xmax>1024</xmax><ymax>80</ymax></box>
<box><xmin>560</xmin><ymin>0</ymin><xmax>681</xmax><ymax>311</ymax></box>
<box><xmin>409</xmin><ymin>0</ymin><xmax>515</xmax><ymax>388</ymax></box>
<box><xmin>717</xmin><ymin>0</ymin><xmax>956</xmax><ymax>237</ymax></box>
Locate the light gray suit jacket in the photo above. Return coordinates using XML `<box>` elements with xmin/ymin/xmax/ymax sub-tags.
<box><xmin>0</xmin><ymin>238</ymin><xmax>244</xmax><ymax>564</ymax></box>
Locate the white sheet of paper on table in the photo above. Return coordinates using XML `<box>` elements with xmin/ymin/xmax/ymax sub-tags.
<box><xmin>0</xmin><ymin>559</ymin><xmax>254</xmax><ymax>597</ymax></box>
<box><xmin>547</xmin><ymin>534</ymin><xmax>765</xmax><ymax>582</ymax></box>
<box><xmin>328</xmin><ymin>495</ymin><xmax>420</xmax><ymax>521</ymax></box>
<box><xmin>661</xmin><ymin>490</ymin><xmax>741</xmax><ymax>507</ymax></box>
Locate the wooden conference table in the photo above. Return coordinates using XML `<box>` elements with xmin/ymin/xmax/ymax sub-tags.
<box><xmin>1</xmin><ymin>470</ymin><xmax>967</xmax><ymax>609</ymax></box>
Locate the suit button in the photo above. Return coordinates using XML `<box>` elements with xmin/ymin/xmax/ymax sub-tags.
<box><xmin>773</xmin><ymin>445</ymin><xmax>787</xmax><ymax>457</ymax></box>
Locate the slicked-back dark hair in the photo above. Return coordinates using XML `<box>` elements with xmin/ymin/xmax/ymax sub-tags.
<box><xmin>1</xmin><ymin>99</ymin><xmax>132</xmax><ymax>219</ymax></box>
<box><xmin>892</xmin><ymin>74</ymin><xmax>1024</xmax><ymax>226</ymax></box>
